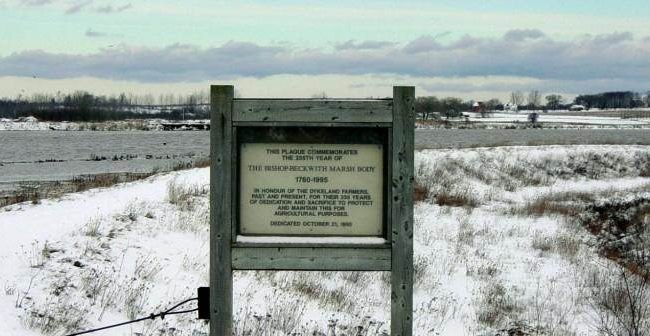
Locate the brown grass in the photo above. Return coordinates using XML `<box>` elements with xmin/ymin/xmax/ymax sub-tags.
<box><xmin>1</xmin><ymin>190</ymin><xmax>40</xmax><ymax>207</ymax></box>
<box><xmin>580</xmin><ymin>199</ymin><xmax>650</xmax><ymax>281</ymax></box>
<box><xmin>194</xmin><ymin>157</ymin><xmax>211</xmax><ymax>168</ymax></box>
<box><xmin>71</xmin><ymin>172</ymin><xmax>154</xmax><ymax>193</ymax></box>
<box><xmin>435</xmin><ymin>190</ymin><xmax>479</xmax><ymax>208</ymax></box>
<box><xmin>509</xmin><ymin>191</ymin><xmax>595</xmax><ymax>218</ymax></box>
<box><xmin>413</xmin><ymin>183</ymin><xmax>429</xmax><ymax>202</ymax></box>
<box><xmin>523</xmin><ymin>198</ymin><xmax>581</xmax><ymax>217</ymax></box>
<box><xmin>0</xmin><ymin>172</ymin><xmax>151</xmax><ymax>208</ymax></box>
<box><xmin>1</xmin><ymin>157</ymin><xmax>212</xmax><ymax>209</ymax></box>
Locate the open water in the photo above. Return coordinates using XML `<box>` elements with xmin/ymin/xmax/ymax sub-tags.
<box><xmin>1</xmin><ymin>129</ymin><xmax>649</xmax><ymax>192</ymax></box>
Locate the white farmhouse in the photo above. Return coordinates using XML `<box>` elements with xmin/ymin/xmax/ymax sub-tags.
<box><xmin>503</xmin><ymin>103</ymin><xmax>518</xmax><ymax>112</ymax></box>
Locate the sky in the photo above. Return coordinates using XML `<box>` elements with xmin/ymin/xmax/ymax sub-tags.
<box><xmin>1</xmin><ymin>0</ymin><xmax>650</xmax><ymax>101</ymax></box>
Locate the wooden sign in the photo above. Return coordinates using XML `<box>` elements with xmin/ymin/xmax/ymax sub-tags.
<box><xmin>210</xmin><ymin>85</ymin><xmax>414</xmax><ymax>336</ymax></box>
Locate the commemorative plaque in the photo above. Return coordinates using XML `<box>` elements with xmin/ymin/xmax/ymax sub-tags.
<box><xmin>240</xmin><ymin>143</ymin><xmax>383</xmax><ymax>236</ymax></box>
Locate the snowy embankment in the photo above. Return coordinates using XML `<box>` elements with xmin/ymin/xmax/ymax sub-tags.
<box><xmin>1</xmin><ymin>145</ymin><xmax>649</xmax><ymax>335</ymax></box>
<box><xmin>0</xmin><ymin>170</ymin><xmax>209</xmax><ymax>335</ymax></box>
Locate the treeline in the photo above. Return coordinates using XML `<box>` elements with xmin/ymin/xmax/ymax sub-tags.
<box><xmin>500</xmin><ymin>90</ymin><xmax>648</xmax><ymax>111</ymax></box>
<box><xmin>415</xmin><ymin>90</ymin><xmax>650</xmax><ymax>119</ymax></box>
<box><xmin>0</xmin><ymin>91</ymin><xmax>210</xmax><ymax>121</ymax></box>
<box><xmin>1</xmin><ymin>89</ymin><xmax>649</xmax><ymax>122</ymax></box>
<box><xmin>574</xmin><ymin>91</ymin><xmax>648</xmax><ymax>109</ymax></box>
<box><xmin>415</xmin><ymin>96</ymin><xmax>476</xmax><ymax>120</ymax></box>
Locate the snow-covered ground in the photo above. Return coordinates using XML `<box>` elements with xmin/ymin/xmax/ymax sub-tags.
<box><xmin>0</xmin><ymin>118</ymin><xmax>209</xmax><ymax>131</ymax></box>
<box><xmin>3</xmin><ymin>113</ymin><xmax>649</xmax><ymax>132</ymax></box>
<box><xmin>415</xmin><ymin>112</ymin><xmax>650</xmax><ymax>129</ymax></box>
<box><xmin>0</xmin><ymin>145</ymin><xmax>649</xmax><ymax>335</ymax></box>
<box><xmin>465</xmin><ymin>112</ymin><xmax>650</xmax><ymax>126</ymax></box>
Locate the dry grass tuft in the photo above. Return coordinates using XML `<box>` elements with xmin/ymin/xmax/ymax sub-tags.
<box><xmin>194</xmin><ymin>157</ymin><xmax>211</xmax><ymax>168</ymax></box>
<box><xmin>530</xmin><ymin>230</ymin><xmax>582</xmax><ymax>261</ymax></box>
<box><xmin>510</xmin><ymin>192</ymin><xmax>593</xmax><ymax>218</ymax></box>
<box><xmin>524</xmin><ymin>198</ymin><xmax>581</xmax><ymax>217</ymax></box>
<box><xmin>413</xmin><ymin>183</ymin><xmax>429</xmax><ymax>202</ymax></box>
<box><xmin>166</xmin><ymin>178</ymin><xmax>208</xmax><ymax>212</ymax></box>
<box><xmin>435</xmin><ymin>190</ymin><xmax>479</xmax><ymax>208</ymax></box>
<box><xmin>476</xmin><ymin>280</ymin><xmax>521</xmax><ymax>327</ymax></box>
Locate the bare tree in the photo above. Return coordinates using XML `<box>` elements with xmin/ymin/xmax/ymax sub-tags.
<box><xmin>142</xmin><ymin>93</ymin><xmax>155</xmax><ymax>106</ymax></box>
<box><xmin>118</xmin><ymin>93</ymin><xmax>128</xmax><ymax>107</ymax></box>
<box><xmin>485</xmin><ymin>98</ymin><xmax>501</xmax><ymax>115</ymax></box>
<box><xmin>527</xmin><ymin>90</ymin><xmax>542</xmax><ymax>110</ymax></box>
<box><xmin>510</xmin><ymin>91</ymin><xmax>525</xmax><ymax>106</ymax></box>
<box><xmin>165</xmin><ymin>93</ymin><xmax>175</xmax><ymax>105</ymax></box>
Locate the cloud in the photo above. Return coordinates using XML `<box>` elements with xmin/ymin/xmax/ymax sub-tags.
<box><xmin>95</xmin><ymin>3</ymin><xmax>131</xmax><ymax>14</ymax></box>
<box><xmin>335</xmin><ymin>40</ymin><xmax>397</xmax><ymax>51</ymax></box>
<box><xmin>20</xmin><ymin>0</ymin><xmax>131</xmax><ymax>14</ymax></box>
<box><xmin>503</xmin><ymin>29</ymin><xmax>546</xmax><ymax>42</ymax></box>
<box><xmin>65</xmin><ymin>0</ymin><xmax>91</xmax><ymax>14</ymax></box>
<box><xmin>447</xmin><ymin>35</ymin><xmax>482</xmax><ymax>50</ymax></box>
<box><xmin>21</xmin><ymin>0</ymin><xmax>51</xmax><ymax>5</ymax></box>
<box><xmin>402</xmin><ymin>35</ymin><xmax>442</xmax><ymax>54</ymax></box>
<box><xmin>590</xmin><ymin>31</ymin><xmax>633</xmax><ymax>47</ymax></box>
<box><xmin>1</xmin><ymin>31</ymin><xmax>650</xmax><ymax>90</ymax></box>
<box><xmin>85</xmin><ymin>29</ymin><xmax>108</xmax><ymax>38</ymax></box>
<box><xmin>84</xmin><ymin>29</ymin><xmax>123</xmax><ymax>38</ymax></box>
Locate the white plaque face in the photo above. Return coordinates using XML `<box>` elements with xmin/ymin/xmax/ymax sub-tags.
<box><xmin>239</xmin><ymin>143</ymin><xmax>383</xmax><ymax>236</ymax></box>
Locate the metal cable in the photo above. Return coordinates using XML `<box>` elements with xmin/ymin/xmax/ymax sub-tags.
<box><xmin>65</xmin><ymin>297</ymin><xmax>198</xmax><ymax>336</ymax></box>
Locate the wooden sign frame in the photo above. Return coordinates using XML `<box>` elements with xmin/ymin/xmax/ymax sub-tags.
<box><xmin>210</xmin><ymin>85</ymin><xmax>414</xmax><ymax>336</ymax></box>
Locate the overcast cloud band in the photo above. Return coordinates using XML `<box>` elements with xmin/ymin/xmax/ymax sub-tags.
<box><xmin>1</xmin><ymin>30</ymin><xmax>649</xmax><ymax>83</ymax></box>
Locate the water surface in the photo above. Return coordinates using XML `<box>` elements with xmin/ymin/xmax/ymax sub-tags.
<box><xmin>2</xmin><ymin>129</ymin><xmax>649</xmax><ymax>188</ymax></box>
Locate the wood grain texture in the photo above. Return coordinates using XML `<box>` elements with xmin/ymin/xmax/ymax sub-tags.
<box><xmin>233</xmin><ymin>99</ymin><xmax>393</xmax><ymax>123</ymax></box>
<box><xmin>210</xmin><ymin>85</ymin><xmax>234</xmax><ymax>336</ymax></box>
<box><xmin>232</xmin><ymin>247</ymin><xmax>391</xmax><ymax>271</ymax></box>
<box><xmin>390</xmin><ymin>86</ymin><xmax>415</xmax><ymax>336</ymax></box>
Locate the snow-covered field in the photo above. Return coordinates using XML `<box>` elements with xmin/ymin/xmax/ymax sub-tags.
<box><xmin>466</xmin><ymin>112</ymin><xmax>650</xmax><ymax>126</ymax></box>
<box><xmin>1</xmin><ymin>145</ymin><xmax>649</xmax><ymax>335</ymax></box>
<box><xmin>0</xmin><ymin>118</ymin><xmax>204</xmax><ymax>131</ymax></box>
<box><xmin>2</xmin><ymin>113</ymin><xmax>649</xmax><ymax>132</ymax></box>
<box><xmin>415</xmin><ymin>112</ymin><xmax>650</xmax><ymax>129</ymax></box>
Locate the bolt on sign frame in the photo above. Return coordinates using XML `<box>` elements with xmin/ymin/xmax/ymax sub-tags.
<box><xmin>210</xmin><ymin>85</ymin><xmax>414</xmax><ymax>336</ymax></box>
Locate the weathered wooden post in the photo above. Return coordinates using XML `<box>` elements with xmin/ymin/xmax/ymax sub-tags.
<box><xmin>209</xmin><ymin>85</ymin><xmax>414</xmax><ymax>335</ymax></box>
<box><xmin>210</xmin><ymin>85</ymin><xmax>234</xmax><ymax>335</ymax></box>
<box><xmin>391</xmin><ymin>86</ymin><xmax>414</xmax><ymax>336</ymax></box>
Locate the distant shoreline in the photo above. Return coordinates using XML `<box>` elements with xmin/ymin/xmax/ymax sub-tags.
<box><xmin>0</xmin><ymin>118</ymin><xmax>210</xmax><ymax>131</ymax></box>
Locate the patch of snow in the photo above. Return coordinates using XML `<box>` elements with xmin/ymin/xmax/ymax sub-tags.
<box><xmin>0</xmin><ymin>145</ymin><xmax>648</xmax><ymax>335</ymax></box>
